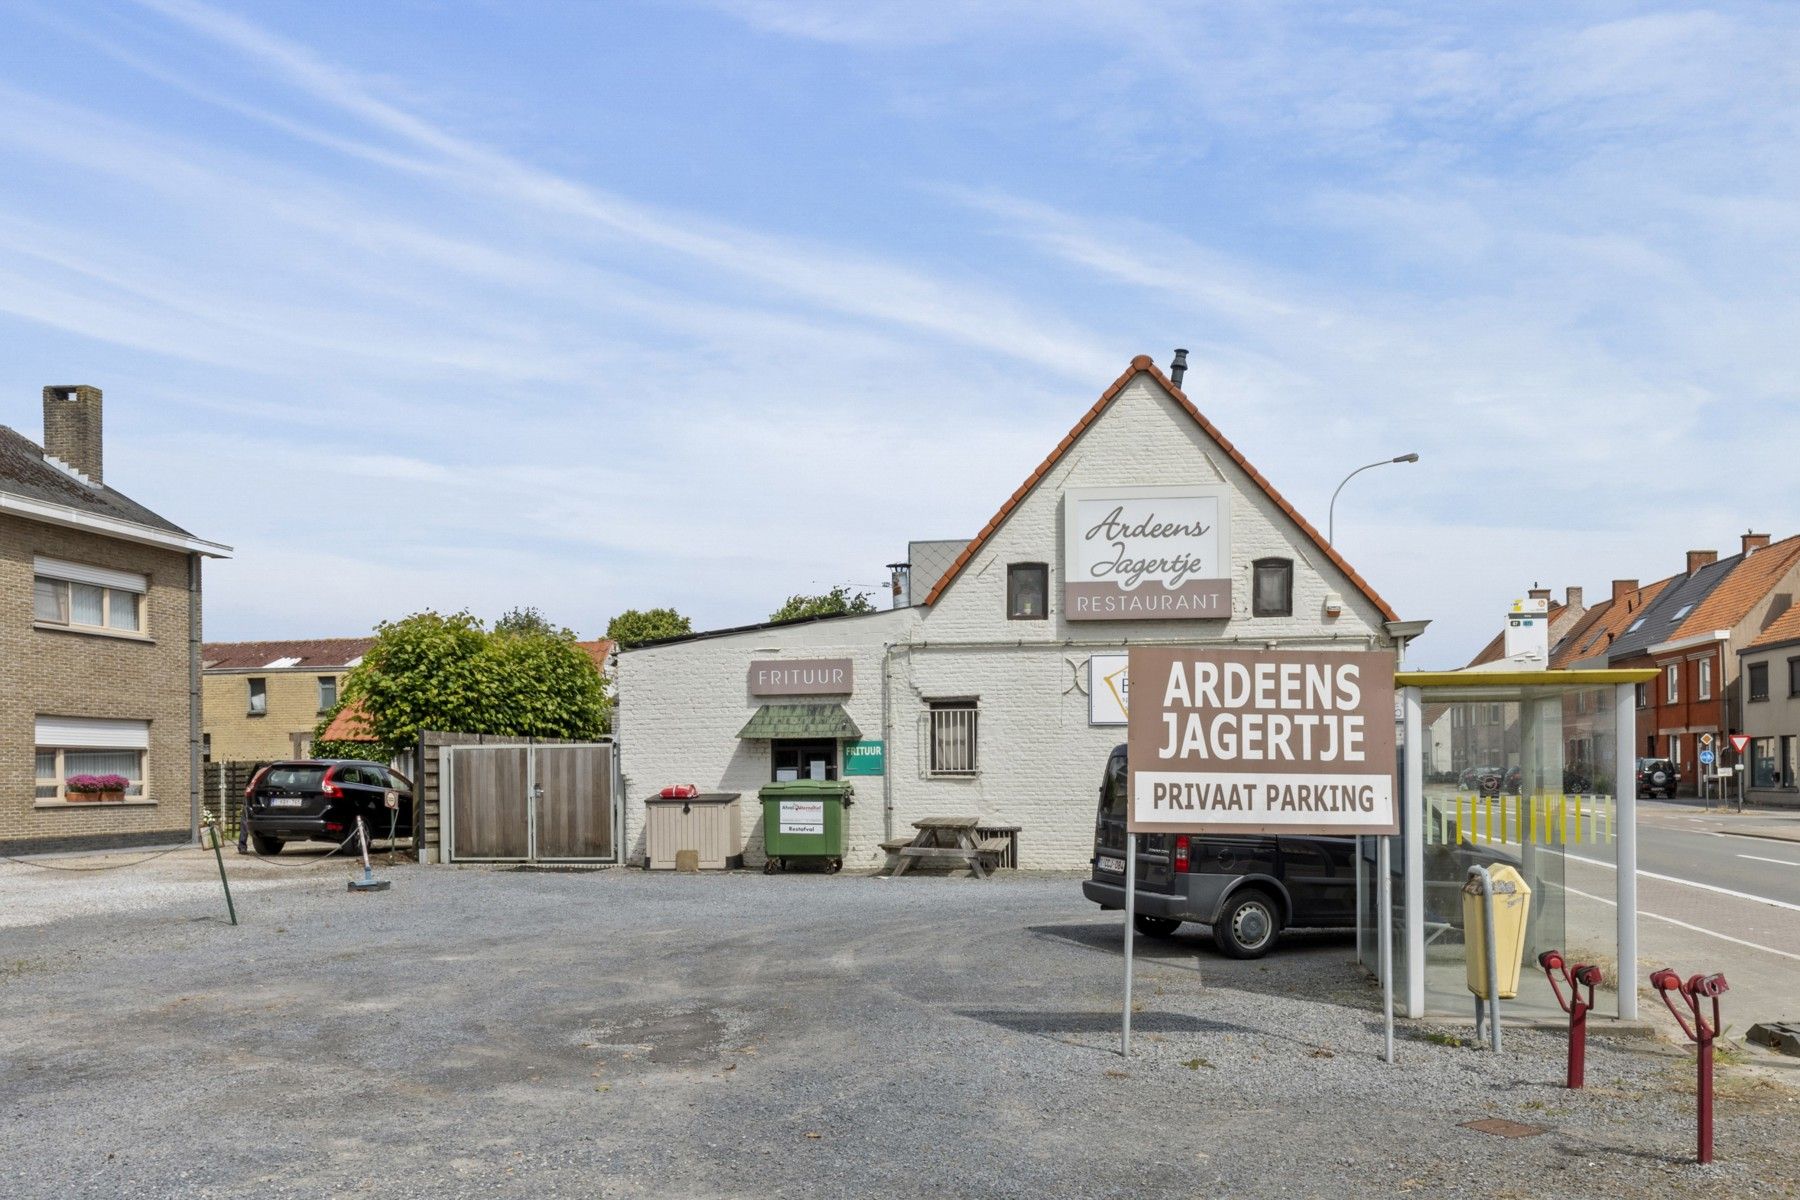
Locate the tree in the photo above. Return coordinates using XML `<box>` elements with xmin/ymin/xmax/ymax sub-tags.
<box><xmin>769</xmin><ymin>586</ymin><xmax>876</xmax><ymax>623</ymax></box>
<box><xmin>606</xmin><ymin>607</ymin><xmax>693</xmax><ymax>649</ymax></box>
<box><xmin>337</xmin><ymin>610</ymin><xmax>609</xmax><ymax>755</ymax></box>
<box><xmin>308</xmin><ymin>698</ymin><xmax>388</xmax><ymax>763</ymax></box>
<box><xmin>493</xmin><ymin>606</ymin><xmax>570</xmax><ymax>638</ymax></box>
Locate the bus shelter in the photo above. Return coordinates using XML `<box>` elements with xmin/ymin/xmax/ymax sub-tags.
<box><xmin>1362</xmin><ymin>669</ymin><xmax>1660</xmax><ymax>1021</ymax></box>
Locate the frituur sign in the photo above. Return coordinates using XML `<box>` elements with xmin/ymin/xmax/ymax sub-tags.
<box><xmin>1126</xmin><ymin>647</ymin><xmax>1396</xmax><ymax>835</ymax></box>
<box><xmin>1063</xmin><ymin>486</ymin><xmax>1231</xmax><ymax>620</ymax></box>
<box><xmin>747</xmin><ymin>659</ymin><xmax>853</xmax><ymax>696</ymax></box>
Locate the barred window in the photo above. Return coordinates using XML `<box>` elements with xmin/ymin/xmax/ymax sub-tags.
<box><xmin>928</xmin><ymin>700</ymin><xmax>979</xmax><ymax>776</ymax></box>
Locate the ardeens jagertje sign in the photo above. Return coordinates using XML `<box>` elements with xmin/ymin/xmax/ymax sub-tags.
<box><xmin>1063</xmin><ymin>486</ymin><xmax>1231</xmax><ymax>620</ymax></box>
<box><xmin>1126</xmin><ymin>647</ymin><xmax>1396</xmax><ymax>836</ymax></box>
<box><xmin>747</xmin><ymin>659</ymin><xmax>853</xmax><ymax>696</ymax></box>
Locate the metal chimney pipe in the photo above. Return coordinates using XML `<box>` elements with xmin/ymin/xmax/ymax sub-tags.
<box><xmin>1169</xmin><ymin>349</ymin><xmax>1188</xmax><ymax>388</ymax></box>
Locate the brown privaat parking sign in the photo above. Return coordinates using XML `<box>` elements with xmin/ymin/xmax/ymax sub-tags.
<box><xmin>1126</xmin><ymin>647</ymin><xmax>1397</xmax><ymax>836</ymax></box>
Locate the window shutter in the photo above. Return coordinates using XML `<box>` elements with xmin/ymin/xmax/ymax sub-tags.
<box><xmin>34</xmin><ymin>715</ymin><xmax>151</xmax><ymax>748</ymax></box>
<box><xmin>33</xmin><ymin>557</ymin><xmax>148</xmax><ymax>594</ymax></box>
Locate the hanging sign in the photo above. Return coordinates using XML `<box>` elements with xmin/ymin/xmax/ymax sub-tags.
<box><xmin>1127</xmin><ymin>647</ymin><xmax>1397</xmax><ymax>835</ymax></box>
<box><xmin>1089</xmin><ymin>654</ymin><xmax>1130</xmax><ymax>726</ymax></box>
<box><xmin>1063</xmin><ymin>486</ymin><xmax>1231</xmax><ymax>620</ymax></box>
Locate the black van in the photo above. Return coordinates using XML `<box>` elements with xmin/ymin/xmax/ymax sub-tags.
<box><xmin>1080</xmin><ymin>743</ymin><xmax>1355</xmax><ymax>958</ymax></box>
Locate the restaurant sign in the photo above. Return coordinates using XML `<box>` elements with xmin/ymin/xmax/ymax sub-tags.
<box><xmin>844</xmin><ymin>740</ymin><xmax>885</xmax><ymax>776</ymax></box>
<box><xmin>1063</xmin><ymin>486</ymin><xmax>1231</xmax><ymax>620</ymax></box>
<box><xmin>747</xmin><ymin>658</ymin><xmax>853</xmax><ymax>696</ymax></box>
<box><xmin>1126</xmin><ymin>647</ymin><xmax>1396</xmax><ymax>835</ymax></box>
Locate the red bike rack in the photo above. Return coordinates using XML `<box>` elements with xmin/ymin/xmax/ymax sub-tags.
<box><xmin>1650</xmin><ymin>967</ymin><xmax>1729</xmax><ymax>1164</ymax></box>
<box><xmin>1537</xmin><ymin>950</ymin><xmax>1601</xmax><ymax>1088</ymax></box>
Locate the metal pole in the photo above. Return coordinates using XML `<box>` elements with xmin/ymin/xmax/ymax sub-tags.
<box><xmin>1471</xmin><ymin>865</ymin><xmax>1502</xmax><ymax>1053</ymax></box>
<box><xmin>1614</xmin><ymin>683</ymin><xmax>1639</xmax><ymax>1020</ymax></box>
<box><xmin>1122</xmin><ymin>831</ymin><xmax>1137</xmax><ymax>1057</ymax></box>
<box><xmin>1379</xmin><ymin>836</ymin><xmax>1394</xmax><ymax>1064</ymax></box>
<box><xmin>208</xmin><ymin>821</ymin><xmax>237</xmax><ymax>926</ymax></box>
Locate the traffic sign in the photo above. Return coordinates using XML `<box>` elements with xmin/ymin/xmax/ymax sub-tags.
<box><xmin>1700</xmin><ymin>733</ymin><xmax>1713</xmax><ymax>747</ymax></box>
<box><xmin>1730</xmin><ymin>733</ymin><xmax>1751</xmax><ymax>754</ymax></box>
<box><xmin>1699</xmin><ymin>749</ymin><xmax>1715</xmax><ymax>766</ymax></box>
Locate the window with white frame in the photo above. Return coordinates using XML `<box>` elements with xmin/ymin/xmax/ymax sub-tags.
<box><xmin>927</xmin><ymin>699</ymin><xmax>979</xmax><ymax>776</ymax></box>
<box><xmin>1697</xmin><ymin>657</ymin><xmax>1713</xmax><ymax>700</ymax></box>
<box><xmin>248</xmin><ymin>677</ymin><xmax>267</xmax><ymax>715</ymax></box>
<box><xmin>318</xmin><ymin>675</ymin><xmax>338</xmax><ymax>711</ymax></box>
<box><xmin>1666</xmin><ymin>663</ymin><xmax>1679</xmax><ymax>704</ymax></box>
<box><xmin>33</xmin><ymin>716</ymin><xmax>149</xmax><ymax>803</ymax></box>
<box><xmin>31</xmin><ymin>557</ymin><xmax>145</xmax><ymax>635</ymax></box>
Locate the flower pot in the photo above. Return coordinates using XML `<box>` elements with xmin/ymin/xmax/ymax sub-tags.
<box><xmin>65</xmin><ymin>792</ymin><xmax>101</xmax><ymax>803</ymax></box>
<box><xmin>95</xmin><ymin>790</ymin><xmax>125</xmax><ymax>804</ymax></box>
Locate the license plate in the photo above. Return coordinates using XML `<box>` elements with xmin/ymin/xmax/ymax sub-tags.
<box><xmin>1096</xmin><ymin>856</ymin><xmax>1124</xmax><ymax>874</ymax></box>
<box><xmin>269</xmin><ymin>797</ymin><xmax>304</xmax><ymax>808</ymax></box>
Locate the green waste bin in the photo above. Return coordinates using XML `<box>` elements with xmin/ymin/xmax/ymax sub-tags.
<box><xmin>759</xmin><ymin>780</ymin><xmax>854</xmax><ymax>874</ymax></box>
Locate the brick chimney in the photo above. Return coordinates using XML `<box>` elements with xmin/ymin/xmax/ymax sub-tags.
<box><xmin>1686</xmin><ymin>549</ymin><xmax>1717</xmax><ymax>575</ymax></box>
<box><xmin>1564</xmin><ymin>586</ymin><xmax>1584</xmax><ymax>610</ymax></box>
<box><xmin>1742</xmin><ymin>531</ymin><xmax>1771</xmax><ymax>556</ymax></box>
<box><xmin>42</xmin><ymin>385</ymin><xmax>102</xmax><ymax>485</ymax></box>
<box><xmin>1612</xmin><ymin>579</ymin><xmax>1638</xmax><ymax>604</ymax></box>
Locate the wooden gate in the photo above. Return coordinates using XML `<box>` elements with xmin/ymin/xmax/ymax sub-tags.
<box><xmin>442</xmin><ymin>741</ymin><xmax>617</xmax><ymax>863</ymax></box>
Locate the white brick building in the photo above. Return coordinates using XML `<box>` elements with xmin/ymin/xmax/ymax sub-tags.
<box><xmin>616</xmin><ymin>355</ymin><xmax>1418</xmax><ymax>869</ymax></box>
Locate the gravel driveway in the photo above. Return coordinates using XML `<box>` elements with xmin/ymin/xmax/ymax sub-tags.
<box><xmin>2</xmin><ymin>850</ymin><xmax>1796</xmax><ymax>1199</ymax></box>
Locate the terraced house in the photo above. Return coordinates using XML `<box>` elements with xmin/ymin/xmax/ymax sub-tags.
<box><xmin>1</xmin><ymin>386</ymin><xmax>229</xmax><ymax>854</ymax></box>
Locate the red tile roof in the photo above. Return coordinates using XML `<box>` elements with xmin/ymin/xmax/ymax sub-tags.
<box><xmin>202</xmin><ymin>637</ymin><xmax>374</xmax><ymax>671</ymax></box>
<box><xmin>1746</xmin><ymin>597</ymin><xmax>1800</xmax><ymax>651</ymax></box>
<box><xmin>1549</xmin><ymin>578</ymin><xmax>1675</xmax><ymax>668</ymax></box>
<box><xmin>922</xmin><ymin>356</ymin><xmax>1399</xmax><ymax>622</ymax></box>
<box><xmin>320</xmin><ymin>700</ymin><xmax>375</xmax><ymax>742</ymax></box>
<box><xmin>1666</xmin><ymin>534</ymin><xmax>1800</xmax><ymax>643</ymax></box>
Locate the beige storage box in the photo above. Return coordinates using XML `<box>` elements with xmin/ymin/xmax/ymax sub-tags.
<box><xmin>644</xmin><ymin>793</ymin><xmax>744</xmax><ymax>870</ymax></box>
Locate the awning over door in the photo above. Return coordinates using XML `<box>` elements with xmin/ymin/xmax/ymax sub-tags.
<box><xmin>737</xmin><ymin>703</ymin><xmax>862</xmax><ymax>740</ymax></box>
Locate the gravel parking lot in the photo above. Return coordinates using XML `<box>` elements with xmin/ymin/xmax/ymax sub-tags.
<box><xmin>3</xmin><ymin>850</ymin><xmax>1797</xmax><ymax>1199</ymax></box>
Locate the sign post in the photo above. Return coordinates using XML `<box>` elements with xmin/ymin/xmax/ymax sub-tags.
<box><xmin>1125</xmin><ymin>648</ymin><xmax>1399</xmax><ymax>1058</ymax></box>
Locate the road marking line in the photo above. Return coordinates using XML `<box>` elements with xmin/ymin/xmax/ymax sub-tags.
<box><xmin>1563</xmin><ymin>885</ymin><xmax>1800</xmax><ymax>963</ymax></box>
<box><xmin>1738</xmin><ymin>853</ymin><xmax>1800</xmax><ymax>867</ymax></box>
<box><xmin>1563</xmin><ymin>852</ymin><xmax>1800</xmax><ymax>913</ymax></box>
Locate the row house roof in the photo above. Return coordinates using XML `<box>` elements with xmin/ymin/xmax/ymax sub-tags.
<box><xmin>1658</xmin><ymin>534</ymin><xmax>1800</xmax><ymax>648</ymax></box>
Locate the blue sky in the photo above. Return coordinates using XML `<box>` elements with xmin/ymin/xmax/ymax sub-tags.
<box><xmin>2</xmin><ymin>1</ymin><xmax>1796</xmax><ymax>665</ymax></box>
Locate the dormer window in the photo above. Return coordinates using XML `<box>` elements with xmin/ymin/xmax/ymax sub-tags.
<box><xmin>1007</xmin><ymin>563</ymin><xmax>1048</xmax><ymax>620</ymax></box>
<box><xmin>1252</xmin><ymin>558</ymin><xmax>1293</xmax><ymax>617</ymax></box>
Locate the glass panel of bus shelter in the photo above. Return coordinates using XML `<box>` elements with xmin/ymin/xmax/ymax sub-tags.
<box><xmin>1417</xmin><ymin>689</ymin><xmax>1621</xmax><ymax>1019</ymax></box>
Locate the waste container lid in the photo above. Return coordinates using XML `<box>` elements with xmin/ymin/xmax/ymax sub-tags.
<box><xmin>758</xmin><ymin>780</ymin><xmax>855</xmax><ymax>799</ymax></box>
<box><xmin>643</xmin><ymin>792</ymin><xmax>741</xmax><ymax>805</ymax></box>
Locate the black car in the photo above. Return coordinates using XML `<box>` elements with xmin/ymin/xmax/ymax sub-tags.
<box><xmin>1637</xmin><ymin>757</ymin><xmax>1677</xmax><ymax>799</ymax></box>
<box><xmin>1080</xmin><ymin>744</ymin><xmax>1357</xmax><ymax>958</ymax></box>
<box><xmin>1081</xmin><ymin>745</ymin><xmax>1516</xmax><ymax>958</ymax></box>
<box><xmin>244</xmin><ymin>760</ymin><xmax>414</xmax><ymax>855</ymax></box>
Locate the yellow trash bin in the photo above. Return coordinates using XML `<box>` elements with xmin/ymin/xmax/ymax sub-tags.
<box><xmin>1463</xmin><ymin>864</ymin><xmax>1532</xmax><ymax>1000</ymax></box>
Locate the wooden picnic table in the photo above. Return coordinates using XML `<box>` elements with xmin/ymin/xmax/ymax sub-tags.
<box><xmin>882</xmin><ymin>816</ymin><xmax>1013</xmax><ymax>879</ymax></box>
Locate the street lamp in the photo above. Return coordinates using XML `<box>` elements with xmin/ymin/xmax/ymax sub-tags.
<box><xmin>1328</xmin><ymin>453</ymin><xmax>1420</xmax><ymax>545</ymax></box>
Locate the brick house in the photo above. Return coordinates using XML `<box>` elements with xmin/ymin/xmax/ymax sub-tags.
<box><xmin>1738</xmin><ymin>601</ymin><xmax>1800</xmax><ymax>805</ymax></box>
<box><xmin>201</xmin><ymin>638</ymin><xmax>375</xmax><ymax>763</ymax></box>
<box><xmin>615</xmin><ymin>355</ymin><xmax>1423</xmax><ymax>869</ymax></box>
<box><xmin>2</xmin><ymin>386</ymin><xmax>229</xmax><ymax>854</ymax></box>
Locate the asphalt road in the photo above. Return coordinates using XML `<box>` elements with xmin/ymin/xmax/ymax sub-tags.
<box><xmin>1632</xmin><ymin>800</ymin><xmax>1800</xmax><ymax>907</ymax></box>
